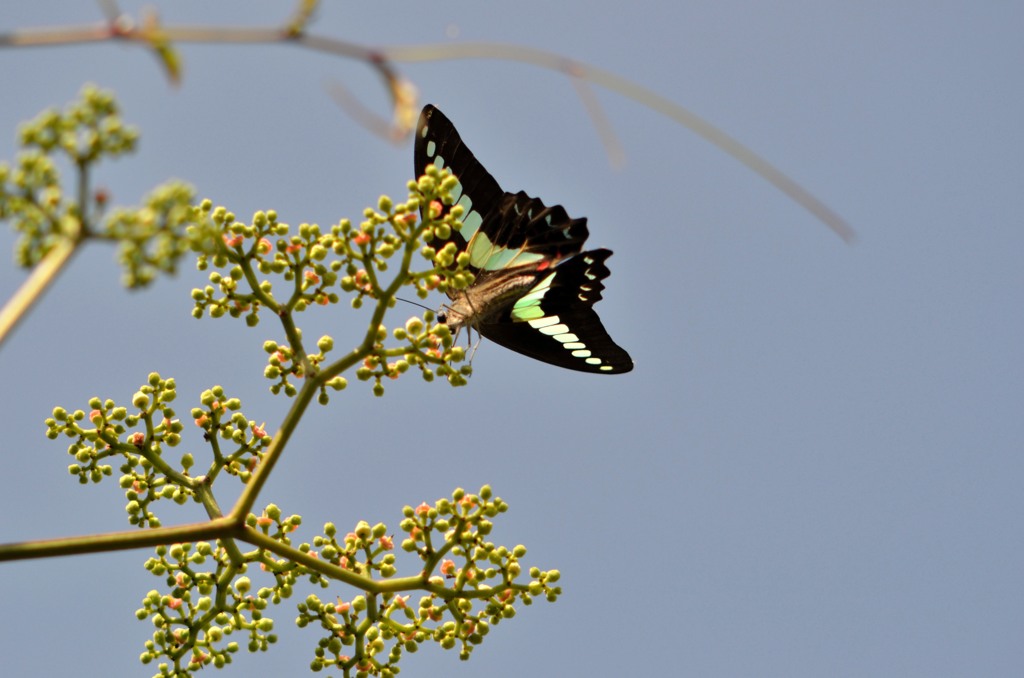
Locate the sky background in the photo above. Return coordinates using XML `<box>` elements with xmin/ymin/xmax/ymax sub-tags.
<box><xmin>1</xmin><ymin>2</ymin><xmax>1021</xmax><ymax>676</ymax></box>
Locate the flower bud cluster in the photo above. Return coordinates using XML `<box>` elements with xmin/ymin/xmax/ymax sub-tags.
<box><xmin>309</xmin><ymin>519</ymin><xmax>396</xmax><ymax>580</ymax></box>
<box><xmin>137</xmin><ymin>537</ymin><xmax>283</xmax><ymax>674</ymax></box>
<box><xmin>190</xmin><ymin>385</ymin><xmax>272</xmax><ymax>484</ymax></box>
<box><xmin>44</xmin><ymin>372</ymin><xmax>184</xmax><ymax>527</ymax></box>
<box><xmin>293</xmin><ymin>486</ymin><xmax>562</xmax><ymax>672</ymax></box>
<box><xmin>185</xmin><ymin>179</ymin><xmax>474</xmax><ymax>398</ymax></box>
<box><xmin>104</xmin><ymin>180</ymin><xmax>196</xmax><ymax>288</ymax></box>
<box><xmin>0</xmin><ymin>86</ymin><xmax>198</xmax><ymax>288</ymax></box>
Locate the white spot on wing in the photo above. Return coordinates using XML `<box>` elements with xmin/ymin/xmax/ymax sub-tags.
<box><xmin>539</xmin><ymin>324</ymin><xmax>570</xmax><ymax>336</ymax></box>
<box><xmin>528</xmin><ymin>316</ymin><xmax>561</xmax><ymax>329</ymax></box>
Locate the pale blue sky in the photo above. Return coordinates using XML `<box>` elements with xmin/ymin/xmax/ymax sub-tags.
<box><xmin>1</xmin><ymin>2</ymin><xmax>1021</xmax><ymax>676</ymax></box>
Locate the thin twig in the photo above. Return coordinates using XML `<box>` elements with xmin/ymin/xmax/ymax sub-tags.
<box><xmin>0</xmin><ymin>15</ymin><xmax>854</xmax><ymax>240</ymax></box>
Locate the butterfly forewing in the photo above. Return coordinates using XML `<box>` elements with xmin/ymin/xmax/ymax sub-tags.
<box><xmin>415</xmin><ymin>105</ymin><xmax>504</xmax><ymax>257</ymax></box>
<box><xmin>414</xmin><ymin>104</ymin><xmax>633</xmax><ymax>374</ymax></box>
<box><xmin>416</xmin><ymin>107</ymin><xmax>588</xmax><ymax>270</ymax></box>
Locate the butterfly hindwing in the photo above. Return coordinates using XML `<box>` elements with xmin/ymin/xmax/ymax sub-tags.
<box><xmin>479</xmin><ymin>249</ymin><xmax>633</xmax><ymax>374</ymax></box>
<box><xmin>464</xmin><ymin>191</ymin><xmax>589</xmax><ymax>273</ymax></box>
<box><xmin>414</xmin><ymin>104</ymin><xmax>633</xmax><ymax>374</ymax></box>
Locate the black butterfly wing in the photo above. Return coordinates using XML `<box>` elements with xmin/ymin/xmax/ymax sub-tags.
<box><xmin>415</xmin><ymin>105</ymin><xmax>588</xmax><ymax>273</ymax></box>
<box><xmin>415</xmin><ymin>104</ymin><xmax>504</xmax><ymax>257</ymax></box>
<box><xmin>478</xmin><ymin>249</ymin><xmax>634</xmax><ymax>374</ymax></box>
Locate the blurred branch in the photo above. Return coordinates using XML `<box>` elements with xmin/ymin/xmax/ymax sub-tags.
<box><xmin>0</xmin><ymin>5</ymin><xmax>854</xmax><ymax>241</ymax></box>
<box><xmin>0</xmin><ymin>236</ymin><xmax>79</xmax><ymax>350</ymax></box>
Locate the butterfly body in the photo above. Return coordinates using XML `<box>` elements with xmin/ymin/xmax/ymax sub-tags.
<box><xmin>443</xmin><ymin>267</ymin><xmax>543</xmax><ymax>333</ymax></box>
<box><xmin>416</xmin><ymin>105</ymin><xmax>633</xmax><ymax>374</ymax></box>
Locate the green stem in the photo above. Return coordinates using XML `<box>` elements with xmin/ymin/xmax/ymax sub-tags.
<box><xmin>228</xmin><ymin>376</ymin><xmax>317</xmax><ymax>519</ymax></box>
<box><xmin>240</xmin><ymin>528</ymin><xmax>375</xmax><ymax>590</ymax></box>
<box><xmin>0</xmin><ymin>517</ymin><xmax>237</xmax><ymax>561</ymax></box>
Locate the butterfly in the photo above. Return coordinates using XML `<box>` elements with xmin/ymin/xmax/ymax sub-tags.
<box><xmin>415</xmin><ymin>105</ymin><xmax>633</xmax><ymax>374</ymax></box>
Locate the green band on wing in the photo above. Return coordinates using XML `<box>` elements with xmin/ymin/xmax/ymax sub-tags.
<box><xmin>466</xmin><ymin>230</ymin><xmax>545</xmax><ymax>270</ymax></box>
<box><xmin>514</xmin><ymin>305</ymin><xmax>545</xmax><ymax>320</ymax></box>
<box><xmin>511</xmin><ymin>273</ymin><xmax>558</xmax><ymax>321</ymax></box>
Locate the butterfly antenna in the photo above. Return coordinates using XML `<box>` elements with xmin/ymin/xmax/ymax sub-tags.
<box><xmin>395</xmin><ymin>297</ymin><xmax>434</xmax><ymax>313</ymax></box>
